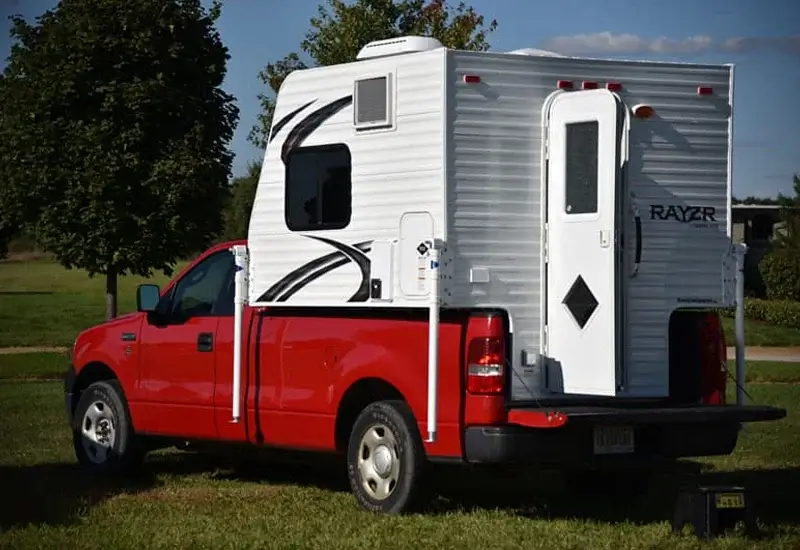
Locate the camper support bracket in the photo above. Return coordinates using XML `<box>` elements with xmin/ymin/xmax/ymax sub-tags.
<box><xmin>734</xmin><ymin>243</ymin><xmax>747</xmax><ymax>406</ymax></box>
<box><xmin>425</xmin><ymin>239</ymin><xmax>444</xmax><ymax>443</ymax></box>
<box><xmin>230</xmin><ymin>244</ymin><xmax>249</xmax><ymax>423</ymax></box>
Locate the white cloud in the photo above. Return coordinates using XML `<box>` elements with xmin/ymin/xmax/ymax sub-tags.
<box><xmin>540</xmin><ymin>32</ymin><xmax>800</xmax><ymax>56</ymax></box>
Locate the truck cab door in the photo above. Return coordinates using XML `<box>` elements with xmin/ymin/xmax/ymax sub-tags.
<box><xmin>135</xmin><ymin>250</ymin><xmax>235</xmax><ymax>439</ymax></box>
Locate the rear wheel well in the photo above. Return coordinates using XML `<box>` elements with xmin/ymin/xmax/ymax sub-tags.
<box><xmin>335</xmin><ymin>378</ymin><xmax>406</xmax><ymax>453</ymax></box>
<box><xmin>71</xmin><ymin>362</ymin><xmax>118</xmax><ymax>416</ymax></box>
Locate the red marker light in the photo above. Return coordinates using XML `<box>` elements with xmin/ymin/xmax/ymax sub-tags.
<box><xmin>582</xmin><ymin>81</ymin><xmax>598</xmax><ymax>90</ymax></box>
<box><xmin>606</xmin><ymin>82</ymin><xmax>623</xmax><ymax>92</ymax></box>
<box><xmin>463</xmin><ymin>75</ymin><xmax>481</xmax><ymax>84</ymax></box>
<box><xmin>698</xmin><ymin>86</ymin><xmax>713</xmax><ymax>95</ymax></box>
<box><xmin>557</xmin><ymin>80</ymin><xmax>573</xmax><ymax>90</ymax></box>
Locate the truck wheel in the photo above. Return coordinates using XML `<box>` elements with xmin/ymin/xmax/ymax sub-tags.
<box><xmin>346</xmin><ymin>400</ymin><xmax>427</xmax><ymax>514</ymax></box>
<box><xmin>72</xmin><ymin>380</ymin><xmax>144</xmax><ymax>475</ymax></box>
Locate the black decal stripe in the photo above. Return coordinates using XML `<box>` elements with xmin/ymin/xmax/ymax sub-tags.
<box><xmin>276</xmin><ymin>258</ymin><xmax>351</xmax><ymax>302</ymax></box>
<box><xmin>268</xmin><ymin>99</ymin><xmax>316</xmax><ymax>144</ymax></box>
<box><xmin>306</xmin><ymin>235</ymin><xmax>371</xmax><ymax>302</ymax></box>
<box><xmin>281</xmin><ymin>95</ymin><xmax>353</xmax><ymax>164</ymax></box>
<box><xmin>276</xmin><ymin>242</ymin><xmax>372</xmax><ymax>302</ymax></box>
<box><xmin>258</xmin><ymin>250</ymin><xmax>343</xmax><ymax>302</ymax></box>
<box><xmin>257</xmin><ymin>240</ymin><xmax>371</xmax><ymax>302</ymax></box>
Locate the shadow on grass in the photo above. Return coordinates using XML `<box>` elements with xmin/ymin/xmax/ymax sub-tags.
<box><xmin>426</xmin><ymin>462</ymin><xmax>800</xmax><ymax>529</ymax></box>
<box><xmin>0</xmin><ymin>291</ymin><xmax>53</xmax><ymax>296</ymax></box>
<box><xmin>0</xmin><ymin>452</ymin><xmax>219</xmax><ymax>531</ymax></box>
<box><xmin>2</xmin><ymin>451</ymin><xmax>799</xmax><ymax>534</ymax></box>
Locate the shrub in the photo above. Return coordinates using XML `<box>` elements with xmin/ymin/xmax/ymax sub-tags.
<box><xmin>717</xmin><ymin>298</ymin><xmax>800</xmax><ymax>329</ymax></box>
<box><xmin>759</xmin><ymin>251</ymin><xmax>800</xmax><ymax>301</ymax></box>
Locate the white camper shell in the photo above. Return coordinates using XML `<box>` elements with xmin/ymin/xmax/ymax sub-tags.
<box><xmin>246</xmin><ymin>36</ymin><xmax>740</xmax><ymax>406</ymax></box>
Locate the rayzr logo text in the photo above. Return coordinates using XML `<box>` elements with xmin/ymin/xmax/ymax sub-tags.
<box><xmin>649</xmin><ymin>204</ymin><xmax>716</xmax><ymax>223</ymax></box>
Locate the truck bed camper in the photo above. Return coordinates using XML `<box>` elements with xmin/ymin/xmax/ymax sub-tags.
<box><xmin>65</xmin><ymin>36</ymin><xmax>786</xmax><ymax>514</ymax></box>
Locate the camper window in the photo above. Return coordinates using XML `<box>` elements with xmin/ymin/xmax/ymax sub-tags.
<box><xmin>354</xmin><ymin>75</ymin><xmax>391</xmax><ymax>129</ymax></box>
<box><xmin>564</xmin><ymin>121</ymin><xmax>599</xmax><ymax>215</ymax></box>
<box><xmin>285</xmin><ymin>143</ymin><xmax>352</xmax><ymax>231</ymax></box>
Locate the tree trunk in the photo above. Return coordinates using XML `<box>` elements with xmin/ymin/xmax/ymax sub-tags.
<box><xmin>105</xmin><ymin>267</ymin><xmax>118</xmax><ymax>320</ymax></box>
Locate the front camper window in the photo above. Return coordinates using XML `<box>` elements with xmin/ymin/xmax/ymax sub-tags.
<box><xmin>285</xmin><ymin>143</ymin><xmax>352</xmax><ymax>231</ymax></box>
<box><xmin>564</xmin><ymin>121</ymin><xmax>599</xmax><ymax>215</ymax></box>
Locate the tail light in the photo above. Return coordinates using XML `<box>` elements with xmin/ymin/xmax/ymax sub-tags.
<box><xmin>467</xmin><ymin>337</ymin><xmax>505</xmax><ymax>394</ymax></box>
<box><xmin>700</xmin><ymin>313</ymin><xmax>727</xmax><ymax>405</ymax></box>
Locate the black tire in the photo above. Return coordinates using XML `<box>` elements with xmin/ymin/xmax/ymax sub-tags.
<box><xmin>346</xmin><ymin>400</ymin><xmax>427</xmax><ymax>514</ymax></box>
<box><xmin>71</xmin><ymin>380</ymin><xmax>145</xmax><ymax>475</ymax></box>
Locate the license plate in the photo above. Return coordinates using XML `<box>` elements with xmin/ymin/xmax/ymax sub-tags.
<box><xmin>593</xmin><ymin>425</ymin><xmax>634</xmax><ymax>454</ymax></box>
<box><xmin>716</xmin><ymin>493</ymin><xmax>745</xmax><ymax>509</ymax></box>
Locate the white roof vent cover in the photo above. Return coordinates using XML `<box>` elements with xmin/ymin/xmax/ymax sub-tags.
<box><xmin>357</xmin><ymin>36</ymin><xmax>444</xmax><ymax>60</ymax></box>
<box><xmin>507</xmin><ymin>47</ymin><xmax>565</xmax><ymax>57</ymax></box>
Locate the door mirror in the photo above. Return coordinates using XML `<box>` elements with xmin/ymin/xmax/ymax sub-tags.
<box><xmin>136</xmin><ymin>284</ymin><xmax>161</xmax><ymax>312</ymax></box>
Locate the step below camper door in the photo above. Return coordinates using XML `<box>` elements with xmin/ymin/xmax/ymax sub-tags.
<box><xmin>544</xmin><ymin>89</ymin><xmax>625</xmax><ymax>397</ymax></box>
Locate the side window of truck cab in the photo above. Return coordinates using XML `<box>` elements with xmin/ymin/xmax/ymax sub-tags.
<box><xmin>168</xmin><ymin>251</ymin><xmax>235</xmax><ymax>319</ymax></box>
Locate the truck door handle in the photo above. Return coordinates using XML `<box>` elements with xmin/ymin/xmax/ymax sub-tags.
<box><xmin>197</xmin><ymin>332</ymin><xmax>214</xmax><ymax>352</ymax></box>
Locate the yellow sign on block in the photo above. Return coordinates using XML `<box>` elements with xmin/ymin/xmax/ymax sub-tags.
<box><xmin>716</xmin><ymin>493</ymin><xmax>745</xmax><ymax>509</ymax></box>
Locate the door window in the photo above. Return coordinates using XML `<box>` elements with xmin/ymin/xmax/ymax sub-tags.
<box><xmin>564</xmin><ymin>120</ymin><xmax>599</xmax><ymax>215</ymax></box>
<box><xmin>169</xmin><ymin>251</ymin><xmax>235</xmax><ymax>319</ymax></box>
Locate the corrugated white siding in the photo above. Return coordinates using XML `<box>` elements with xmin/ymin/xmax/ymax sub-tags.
<box><xmin>445</xmin><ymin>52</ymin><xmax>551</xmax><ymax>400</ymax></box>
<box><xmin>607</xmin><ymin>61</ymin><xmax>732</xmax><ymax>396</ymax></box>
<box><xmin>248</xmin><ymin>50</ymin><xmax>447</xmax><ymax>306</ymax></box>
<box><xmin>446</xmin><ymin>52</ymin><xmax>732</xmax><ymax>399</ymax></box>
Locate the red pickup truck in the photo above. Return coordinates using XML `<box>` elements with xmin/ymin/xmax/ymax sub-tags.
<box><xmin>65</xmin><ymin>239</ymin><xmax>786</xmax><ymax>514</ymax></box>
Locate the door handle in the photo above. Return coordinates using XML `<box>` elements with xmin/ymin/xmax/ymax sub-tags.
<box><xmin>197</xmin><ymin>332</ymin><xmax>214</xmax><ymax>352</ymax></box>
<box><xmin>630</xmin><ymin>193</ymin><xmax>642</xmax><ymax>279</ymax></box>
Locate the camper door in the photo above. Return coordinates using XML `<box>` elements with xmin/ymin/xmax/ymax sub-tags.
<box><xmin>544</xmin><ymin>89</ymin><xmax>625</xmax><ymax>397</ymax></box>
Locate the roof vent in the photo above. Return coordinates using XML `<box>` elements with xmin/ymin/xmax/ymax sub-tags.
<box><xmin>356</xmin><ymin>36</ymin><xmax>444</xmax><ymax>60</ymax></box>
<box><xmin>507</xmin><ymin>47</ymin><xmax>565</xmax><ymax>58</ymax></box>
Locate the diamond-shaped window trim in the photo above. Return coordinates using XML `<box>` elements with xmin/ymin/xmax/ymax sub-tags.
<box><xmin>562</xmin><ymin>275</ymin><xmax>599</xmax><ymax>329</ymax></box>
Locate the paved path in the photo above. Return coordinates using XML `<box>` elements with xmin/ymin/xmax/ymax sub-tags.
<box><xmin>0</xmin><ymin>346</ymin><xmax>69</xmax><ymax>355</ymax></box>
<box><xmin>726</xmin><ymin>346</ymin><xmax>800</xmax><ymax>363</ymax></box>
<box><xmin>1</xmin><ymin>345</ymin><xmax>799</xmax><ymax>362</ymax></box>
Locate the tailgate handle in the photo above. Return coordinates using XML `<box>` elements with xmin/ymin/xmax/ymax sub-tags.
<box><xmin>197</xmin><ymin>332</ymin><xmax>214</xmax><ymax>352</ymax></box>
<box><xmin>631</xmin><ymin>196</ymin><xmax>642</xmax><ymax>278</ymax></box>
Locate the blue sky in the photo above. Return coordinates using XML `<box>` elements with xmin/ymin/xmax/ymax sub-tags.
<box><xmin>2</xmin><ymin>0</ymin><xmax>798</xmax><ymax>198</ymax></box>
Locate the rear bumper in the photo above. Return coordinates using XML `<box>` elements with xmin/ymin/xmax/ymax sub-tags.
<box><xmin>464</xmin><ymin>404</ymin><xmax>786</xmax><ymax>466</ymax></box>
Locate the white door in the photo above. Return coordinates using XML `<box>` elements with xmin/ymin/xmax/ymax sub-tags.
<box><xmin>544</xmin><ymin>89</ymin><xmax>625</xmax><ymax>397</ymax></box>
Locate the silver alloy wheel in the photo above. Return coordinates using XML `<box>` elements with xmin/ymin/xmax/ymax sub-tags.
<box><xmin>357</xmin><ymin>423</ymin><xmax>400</xmax><ymax>500</ymax></box>
<box><xmin>80</xmin><ymin>400</ymin><xmax>117</xmax><ymax>464</ymax></box>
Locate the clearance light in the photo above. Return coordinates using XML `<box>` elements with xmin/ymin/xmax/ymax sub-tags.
<box><xmin>632</xmin><ymin>104</ymin><xmax>655</xmax><ymax>119</ymax></box>
<box><xmin>606</xmin><ymin>82</ymin><xmax>623</xmax><ymax>92</ymax></box>
<box><xmin>698</xmin><ymin>86</ymin><xmax>713</xmax><ymax>95</ymax></box>
<box><xmin>582</xmin><ymin>81</ymin><xmax>598</xmax><ymax>90</ymax></box>
<box><xmin>557</xmin><ymin>80</ymin><xmax>573</xmax><ymax>90</ymax></box>
<box><xmin>463</xmin><ymin>74</ymin><xmax>481</xmax><ymax>84</ymax></box>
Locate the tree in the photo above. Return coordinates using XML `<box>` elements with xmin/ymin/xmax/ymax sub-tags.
<box><xmin>773</xmin><ymin>174</ymin><xmax>800</xmax><ymax>252</ymax></box>
<box><xmin>0</xmin><ymin>0</ymin><xmax>239</xmax><ymax>319</ymax></box>
<box><xmin>221</xmin><ymin>160</ymin><xmax>261</xmax><ymax>241</ymax></box>
<box><xmin>248</xmin><ymin>0</ymin><xmax>498</xmax><ymax>149</ymax></box>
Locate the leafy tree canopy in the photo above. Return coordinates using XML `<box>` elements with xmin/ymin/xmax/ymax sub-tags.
<box><xmin>0</xmin><ymin>0</ymin><xmax>239</xmax><ymax>317</ymax></box>
<box><xmin>773</xmin><ymin>174</ymin><xmax>800</xmax><ymax>252</ymax></box>
<box><xmin>248</xmin><ymin>0</ymin><xmax>497</xmax><ymax>149</ymax></box>
<box><xmin>221</xmin><ymin>160</ymin><xmax>261</xmax><ymax>241</ymax></box>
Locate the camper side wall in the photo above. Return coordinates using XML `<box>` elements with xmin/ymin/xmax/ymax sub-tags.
<box><xmin>247</xmin><ymin>49</ymin><xmax>448</xmax><ymax>308</ymax></box>
<box><xmin>444</xmin><ymin>51</ymin><xmax>551</xmax><ymax>402</ymax></box>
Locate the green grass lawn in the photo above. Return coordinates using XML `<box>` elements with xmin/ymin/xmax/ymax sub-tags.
<box><xmin>0</xmin><ymin>359</ymin><xmax>799</xmax><ymax>548</ymax></box>
<box><xmin>720</xmin><ymin>316</ymin><xmax>800</xmax><ymax>348</ymax></box>
<box><xmin>2</xmin><ymin>258</ymin><xmax>800</xmax><ymax>349</ymax></box>
<box><xmin>0</xmin><ymin>258</ymin><xmax>185</xmax><ymax>348</ymax></box>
